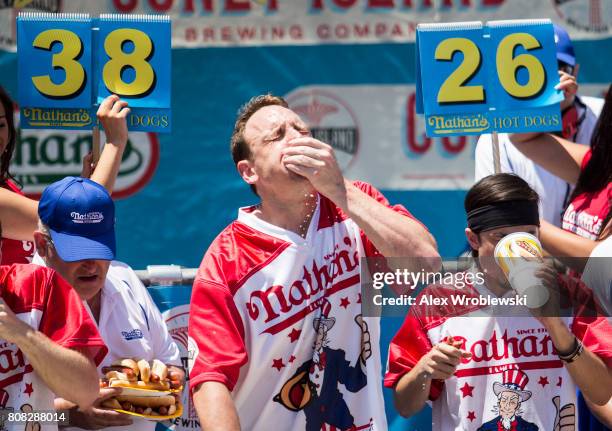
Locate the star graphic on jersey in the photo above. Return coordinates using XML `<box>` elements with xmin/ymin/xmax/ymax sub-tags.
<box><xmin>288</xmin><ymin>328</ymin><xmax>301</xmax><ymax>343</ymax></box>
<box><xmin>271</xmin><ymin>358</ymin><xmax>285</xmax><ymax>371</ymax></box>
<box><xmin>556</xmin><ymin>376</ymin><xmax>563</xmax><ymax>387</ymax></box>
<box><xmin>23</xmin><ymin>382</ymin><xmax>34</xmax><ymax>397</ymax></box>
<box><xmin>288</xmin><ymin>355</ymin><xmax>296</xmax><ymax>363</ymax></box>
<box><xmin>340</xmin><ymin>297</ymin><xmax>350</xmax><ymax>309</ymax></box>
<box><xmin>538</xmin><ymin>376</ymin><xmax>549</xmax><ymax>387</ymax></box>
<box><xmin>356</xmin><ymin>293</ymin><xmax>362</xmax><ymax>304</ymax></box>
<box><xmin>467</xmin><ymin>411</ymin><xmax>476</xmax><ymax>422</ymax></box>
<box><xmin>459</xmin><ymin>382</ymin><xmax>474</xmax><ymax>398</ymax></box>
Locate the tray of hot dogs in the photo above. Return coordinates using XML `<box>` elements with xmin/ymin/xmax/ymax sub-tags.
<box><xmin>99</xmin><ymin>359</ymin><xmax>183</xmax><ymax>420</ymax></box>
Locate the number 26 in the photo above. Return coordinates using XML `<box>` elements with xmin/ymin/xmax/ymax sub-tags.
<box><xmin>436</xmin><ymin>33</ymin><xmax>546</xmax><ymax>104</ymax></box>
<box><xmin>31</xmin><ymin>28</ymin><xmax>155</xmax><ymax>98</ymax></box>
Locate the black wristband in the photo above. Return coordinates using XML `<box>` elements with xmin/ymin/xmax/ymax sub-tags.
<box><xmin>557</xmin><ymin>337</ymin><xmax>584</xmax><ymax>363</ymax></box>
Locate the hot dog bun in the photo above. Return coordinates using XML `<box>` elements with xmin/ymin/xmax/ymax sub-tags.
<box><xmin>112</xmin><ymin>359</ymin><xmax>139</xmax><ymax>375</ymax></box>
<box><xmin>151</xmin><ymin>360</ymin><xmax>167</xmax><ymax>381</ymax></box>
<box><xmin>137</xmin><ymin>359</ymin><xmax>151</xmax><ymax>383</ymax></box>
<box><xmin>115</xmin><ymin>395</ymin><xmax>175</xmax><ymax>408</ymax></box>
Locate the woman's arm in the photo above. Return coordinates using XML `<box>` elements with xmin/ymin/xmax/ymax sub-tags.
<box><xmin>540</xmin><ymin>220</ymin><xmax>606</xmax><ymax>272</ymax></box>
<box><xmin>509</xmin><ymin>133</ymin><xmax>588</xmax><ymax>184</ymax></box>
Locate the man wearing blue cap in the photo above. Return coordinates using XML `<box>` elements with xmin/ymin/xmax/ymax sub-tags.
<box><xmin>475</xmin><ymin>23</ymin><xmax>604</xmax><ymax>227</ymax></box>
<box><xmin>32</xmin><ymin>177</ymin><xmax>184</xmax><ymax>431</ymax></box>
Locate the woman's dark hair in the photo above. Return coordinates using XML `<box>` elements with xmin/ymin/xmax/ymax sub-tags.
<box><xmin>569</xmin><ymin>84</ymin><xmax>612</xmax><ymax>239</ymax></box>
<box><xmin>570</xmin><ymin>84</ymin><xmax>612</xmax><ymax>201</ymax></box>
<box><xmin>0</xmin><ymin>86</ymin><xmax>18</xmax><ymax>185</ymax></box>
<box><xmin>465</xmin><ymin>173</ymin><xmax>539</xmax><ymax>214</ymax></box>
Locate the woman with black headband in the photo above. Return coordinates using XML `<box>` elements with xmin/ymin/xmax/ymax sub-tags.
<box><xmin>509</xmin><ymin>84</ymin><xmax>612</xmax><ymax>273</ymax></box>
<box><xmin>385</xmin><ymin>173</ymin><xmax>612</xmax><ymax>431</ymax></box>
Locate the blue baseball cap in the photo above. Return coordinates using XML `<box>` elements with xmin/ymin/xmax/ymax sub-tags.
<box><xmin>38</xmin><ymin>177</ymin><xmax>116</xmax><ymax>262</ymax></box>
<box><xmin>553</xmin><ymin>24</ymin><xmax>576</xmax><ymax>67</ymax></box>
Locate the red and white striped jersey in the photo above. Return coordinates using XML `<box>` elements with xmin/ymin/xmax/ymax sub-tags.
<box><xmin>0</xmin><ymin>264</ymin><xmax>107</xmax><ymax>431</ymax></box>
<box><xmin>385</xmin><ymin>273</ymin><xmax>612</xmax><ymax>431</ymax></box>
<box><xmin>188</xmin><ymin>182</ymin><xmax>418</xmax><ymax>431</ymax></box>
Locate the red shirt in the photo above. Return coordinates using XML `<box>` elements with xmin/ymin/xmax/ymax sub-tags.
<box><xmin>562</xmin><ymin>150</ymin><xmax>612</xmax><ymax>240</ymax></box>
<box><xmin>1</xmin><ymin>180</ymin><xmax>35</xmax><ymax>265</ymax></box>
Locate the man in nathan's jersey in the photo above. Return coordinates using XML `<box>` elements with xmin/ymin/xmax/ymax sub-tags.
<box><xmin>385</xmin><ymin>174</ymin><xmax>612</xmax><ymax>431</ymax></box>
<box><xmin>188</xmin><ymin>94</ymin><xmax>439</xmax><ymax>430</ymax></box>
<box><xmin>0</xmin><ymin>220</ymin><xmax>108</xmax><ymax>431</ymax></box>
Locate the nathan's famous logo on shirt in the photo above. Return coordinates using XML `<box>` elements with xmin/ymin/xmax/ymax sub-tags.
<box><xmin>0</xmin><ymin>342</ymin><xmax>32</xmax><ymax>390</ymax></box>
<box><xmin>71</xmin><ymin>211</ymin><xmax>104</xmax><ymax>224</ymax></box>
<box><xmin>246</xmin><ymin>236</ymin><xmax>359</xmax><ymax>335</ymax></box>
<box><xmin>121</xmin><ymin>329</ymin><xmax>144</xmax><ymax>341</ymax></box>
<box><xmin>452</xmin><ymin>329</ymin><xmax>555</xmax><ymax>365</ymax></box>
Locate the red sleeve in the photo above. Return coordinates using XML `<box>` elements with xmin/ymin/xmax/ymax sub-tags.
<box><xmin>384</xmin><ymin>309</ymin><xmax>444</xmax><ymax>400</ymax></box>
<box><xmin>351</xmin><ymin>181</ymin><xmax>425</xmax><ymax>258</ymax></box>
<box><xmin>39</xmin><ymin>271</ymin><xmax>108</xmax><ymax>365</ymax></box>
<box><xmin>188</xmin><ymin>276</ymin><xmax>247</xmax><ymax>393</ymax></box>
<box><xmin>580</xmin><ymin>149</ymin><xmax>592</xmax><ymax>171</ymax></box>
<box><xmin>562</xmin><ymin>275</ymin><xmax>612</xmax><ymax>368</ymax></box>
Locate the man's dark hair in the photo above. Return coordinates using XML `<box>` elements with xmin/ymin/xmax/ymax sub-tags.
<box><xmin>465</xmin><ymin>173</ymin><xmax>539</xmax><ymax>214</ymax></box>
<box><xmin>230</xmin><ymin>94</ymin><xmax>289</xmax><ymax>195</ymax></box>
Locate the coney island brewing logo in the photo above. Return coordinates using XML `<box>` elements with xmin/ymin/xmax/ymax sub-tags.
<box><xmin>11</xmin><ymin>110</ymin><xmax>159</xmax><ymax>199</ymax></box>
<box><xmin>162</xmin><ymin>305</ymin><xmax>200</xmax><ymax>431</ymax></box>
<box><xmin>286</xmin><ymin>90</ymin><xmax>359</xmax><ymax>172</ymax></box>
<box><xmin>553</xmin><ymin>0</ymin><xmax>609</xmax><ymax>33</ymax></box>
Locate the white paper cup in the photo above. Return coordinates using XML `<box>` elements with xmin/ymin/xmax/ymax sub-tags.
<box><xmin>494</xmin><ymin>233</ymin><xmax>548</xmax><ymax>309</ymax></box>
<box><xmin>507</xmin><ymin>261</ymin><xmax>549</xmax><ymax>308</ymax></box>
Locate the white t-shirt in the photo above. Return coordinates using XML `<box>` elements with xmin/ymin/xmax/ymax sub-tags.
<box><xmin>188</xmin><ymin>182</ymin><xmax>418</xmax><ymax>431</ymax></box>
<box><xmin>582</xmin><ymin>236</ymin><xmax>612</xmax><ymax>320</ymax></box>
<box><xmin>0</xmin><ymin>264</ymin><xmax>107</xmax><ymax>431</ymax></box>
<box><xmin>475</xmin><ymin>96</ymin><xmax>604</xmax><ymax>226</ymax></box>
<box><xmin>32</xmin><ymin>256</ymin><xmax>181</xmax><ymax>431</ymax></box>
<box><xmin>385</xmin><ymin>273</ymin><xmax>612</xmax><ymax>431</ymax></box>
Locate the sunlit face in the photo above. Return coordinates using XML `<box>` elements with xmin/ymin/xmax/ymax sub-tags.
<box><xmin>498</xmin><ymin>391</ymin><xmax>520</xmax><ymax>419</ymax></box>
<box><xmin>466</xmin><ymin>224</ymin><xmax>539</xmax><ymax>283</ymax></box>
<box><xmin>0</xmin><ymin>103</ymin><xmax>10</xmax><ymax>155</ymax></box>
<box><xmin>36</xmin><ymin>234</ymin><xmax>110</xmax><ymax>301</ymax></box>
<box><xmin>241</xmin><ymin>105</ymin><xmax>313</xmax><ymax>195</ymax></box>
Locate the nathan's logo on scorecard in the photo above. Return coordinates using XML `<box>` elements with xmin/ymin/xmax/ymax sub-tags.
<box><xmin>22</xmin><ymin>107</ymin><xmax>92</xmax><ymax>128</ymax></box>
<box><xmin>428</xmin><ymin>113</ymin><xmax>489</xmax><ymax>135</ymax></box>
<box><xmin>286</xmin><ymin>90</ymin><xmax>359</xmax><ymax>172</ymax></box>
<box><xmin>11</xmin><ymin>113</ymin><xmax>159</xmax><ymax>199</ymax></box>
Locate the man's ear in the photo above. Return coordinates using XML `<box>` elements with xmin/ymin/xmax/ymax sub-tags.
<box><xmin>237</xmin><ymin>159</ymin><xmax>258</xmax><ymax>186</ymax></box>
<box><xmin>33</xmin><ymin>231</ymin><xmax>48</xmax><ymax>257</ymax></box>
<box><xmin>465</xmin><ymin>228</ymin><xmax>480</xmax><ymax>252</ymax></box>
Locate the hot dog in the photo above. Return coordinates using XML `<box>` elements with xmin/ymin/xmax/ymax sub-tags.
<box><xmin>99</xmin><ymin>358</ymin><xmax>183</xmax><ymax>418</ymax></box>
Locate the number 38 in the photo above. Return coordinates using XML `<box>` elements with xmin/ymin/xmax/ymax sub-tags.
<box><xmin>436</xmin><ymin>33</ymin><xmax>545</xmax><ymax>103</ymax></box>
<box><xmin>31</xmin><ymin>28</ymin><xmax>154</xmax><ymax>98</ymax></box>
